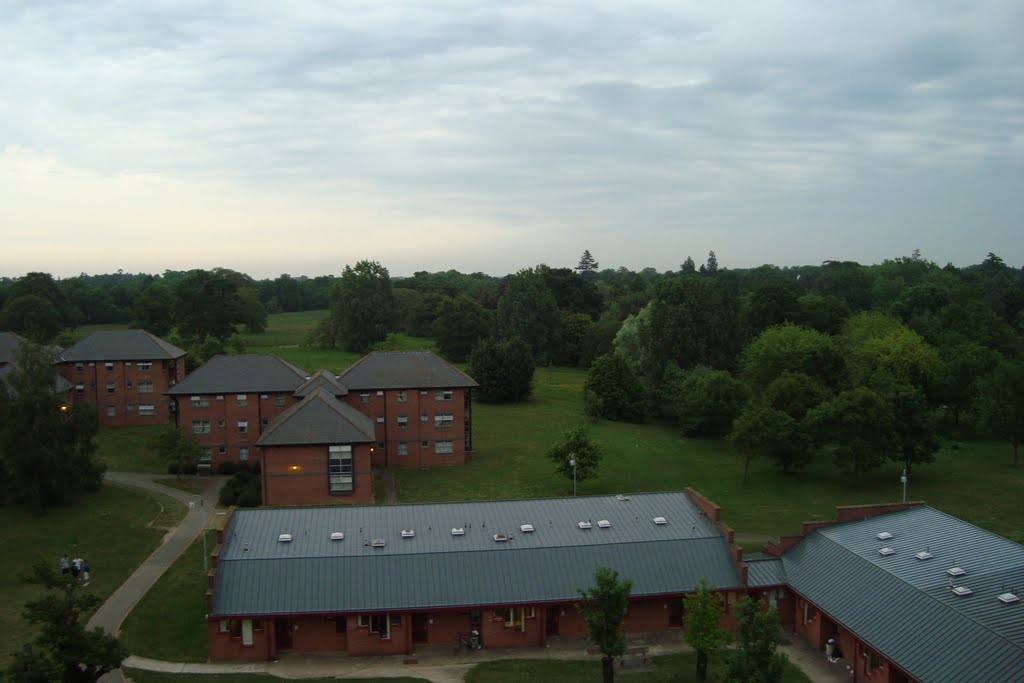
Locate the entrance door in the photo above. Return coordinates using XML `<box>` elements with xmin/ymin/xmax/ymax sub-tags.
<box><xmin>669</xmin><ymin>599</ymin><xmax>684</xmax><ymax>627</ymax></box>
<box><xmin>412</xmin><ymin>614</ymin><xmax>429</xmax><ymax>643</ymax></box>
<box><xmin>275</xmin><ymin>619</ymin><xmax>293</xmax><ymax>649</ymax></box>
<box><xmin>545</xmin><ymin>607</ymin><xmax>559</xmax><ymax>636</ymax></box>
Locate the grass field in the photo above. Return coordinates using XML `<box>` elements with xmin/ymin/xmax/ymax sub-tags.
<box><xmin>124</xmin><ymin>672</ymin><xmax>426</xmax><ymax>683</ymax></box>
<box><xmin>96</xmin><ymin>425</ymin><xmax>168</xmax><ymax>473</ymax></box>
<box><xmin>0</xmin><ymin>485</ymin><xmax>184</xmax><ymax>662</ymax></box>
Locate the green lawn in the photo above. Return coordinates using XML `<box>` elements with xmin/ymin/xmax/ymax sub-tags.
<box><xmin>396</xmin><ymin>367</ymin><xmax>1024</xmax><ymax>542</ymax></box>
<box><xmin>465</xmin><ymin>653</ymin><xmax>810</xmax><ymax>683</ymax></box>
<box><xmin>0</xmin><ymin>485</ymin><xmax>184</xmax><ymax>662</ymax></box>
<box><xmin>96</xmin><ymin>425</ymin><xmax>168</xmax><ymax>473</ymax></box>
<box><xmin>124</xmin><ymin>672</ymin><xmax>426</xmax><ymax>683</ymax></box>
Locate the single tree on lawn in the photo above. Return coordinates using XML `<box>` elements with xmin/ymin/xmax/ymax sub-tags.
<box><xmin>150</xmin><ymin>426</ymin><xmax>203</xmax><ymax>480</ymax></box>
<box><xmin>547</xmin><ymin>427</ymin><xmax>602</xmax><ymax>492</ymax></box>
<box><xmin>808</xmin><ymin>387</ymin><xmax>896</xmax><ymax>479</ymax></box>
<box><xmin>584</xmin><ymin>353</ymin><xmax>645</xmax><ymax>423</ymax></box>
<box><xmin>577</xmin><ymin>566</ymin><xmax>632</xmax><ymax>683</ymax></box>
<box><xmin>467</xmin><ymin>337</ymin><xmax>535</xmax><ymax>403</ymax></box>
<box><xmin>724</xmin><ymin>597</ymin><xmax>785</xmax><ymax>683</ymax></box>
<box><xmin>684</xmin><ymin>579</ymin><xmax>729</xmax><ymax>681</ymax></box>
<box><xmin>732</xmin><ymin>402</ymin><xmax>806</xmax><ymax>482</ymax></box>
<box><xmin>7</xmin><ymin>560</ymin><xmax>126</xmax><ymax>683</ymax></box>
<box><xmin>974</xmin><ymin>359</ymin><xmax>1024</xmax><ymax>467</ymax></box>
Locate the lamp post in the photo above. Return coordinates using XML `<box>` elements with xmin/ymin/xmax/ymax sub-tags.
<box><xmin>569</xmin><ymin>456</ymin><xmax>577</xmax><ymax>497</ymax></box>
<box><xmin>900</xmin><ymin>468</ymin><xmax>908</xmax><ymax>503</ymax></box>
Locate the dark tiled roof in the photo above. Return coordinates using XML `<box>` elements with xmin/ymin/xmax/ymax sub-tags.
<box><xmin>59</xmin><ymin>330</ymin><xmax>185</xmax><ymax>361</ymax></box>
<box><xmin>783</xmin><ymin>506</ymin><xmax>1024</xmax><ymax>683</ymax></box>
<box><xmin>0</xmin><ymin>364</ymin><xmax>74</xmax><ymax>395</ymax></box>
<box><xmin>167</xmin><ymin>355</ymin><xmax>308</xmax><ymax>395</ymax></box>
<box><xmin>211</xmin><ymin>492</ymin><xmax>741</xmax><ymax>617</ymax></box>
<box><xmin>338</xmin><ymin>351</ymin><xmax>477</xmax><ymax>390</ymax></box>
<box><xmin>257</xmin><ymin>388</ymin><xmax>374</xmax><ymax>446</ymax></box>
<box><xmin>294</xmin><ymin>369</ymin><xmax>349</xmax><ymax>397</ymax></box>
<box><xmin>0</xmin><ymin>332</ymin><xmax>26</xmax><ymax>365</ymax></box>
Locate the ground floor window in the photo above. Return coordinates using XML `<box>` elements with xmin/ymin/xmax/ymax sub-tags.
<box><xmin>328</xmin><ymin>445</ymin><xmax>353</xmax><ymax>493</ymax></box>
<box><xmin>239</xmin><ymin>447</ymin><xmax>249</xmax><ymax>462</ymax></box>
<box><xmin>435</xmin><ymin>440</ymin><xmax>454</xmax><ymax>455</ymax></box>
<box><xmin>503</xmin><ymin>608</ymin><xmax>526</xmax><ymax>631</ymax></box>
<box><xmin>862</xmin><ymin>645</ymin><xmax>883</xmax><ymax>671</ymax></box>
<box><xmin>398</xmin><ymin>442</ymin><xmax>408</xmax><ymax>456</ymax></box>
<box><xmin>138</xmin><ymin>404</ymin><xmax>155</xmax><ymax>416</ymax></box>
<box><xmin>369</xmin><ymin>614</ymin><xmax>397</xmax><ymax>639</ymax></box>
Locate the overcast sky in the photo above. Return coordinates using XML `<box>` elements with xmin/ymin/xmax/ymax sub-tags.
<box><xmin>2</xmin><ymin>1</ymin><xmax>1021</xmax><ymax>279</ymax></box>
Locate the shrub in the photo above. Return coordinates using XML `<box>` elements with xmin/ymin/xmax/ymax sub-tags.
<box><xmin>218</xmin><ymin>471</ymin><xmax>262</xmax><ymax>507</ymax></box>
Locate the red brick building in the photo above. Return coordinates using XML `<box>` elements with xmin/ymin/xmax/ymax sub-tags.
<box><xmin>57</xmin><ymin>330</ymin><xmax>185</xmax><ymax>426</ymax></box>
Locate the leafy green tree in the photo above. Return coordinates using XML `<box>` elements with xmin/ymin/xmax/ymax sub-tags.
<box><xmin>150</xmin><ymin>426</ymin><xmax>202</xmax><ymax>480</ymax></box>
<box><xmin>556</xmin><ymin>312</ymin><xmax>596</xmax><ymax>367</ymax></box>
<box><xmin>680</xmin><ymin>256</ymin><xmax>697</xmax><ymax>274</ymax></box>
<box><xmin>612</xmin><ymin>305</ymin><xmax>651</xmax><ymax>379</ymax></box>
<box><xmin>934</xmin><ymin>342</ymin><xmax>998</xmax><ymax>430</ymax></box>
<box><xmin>173</xmin><ymin>269</ymin><xmax>248</xmax><ymax>343</ymax></box>
<box><xmin>584</xmin><ymin>354</ymin><xmax>645</xmax><ymax>423</ymax></box>
<box><xmin>0</xmin><ymin>343</ymin><xmax>104</xmax><ymax>512</ymax></box>
<box><xmin>670</xmin><ymin>365</ymin><xmax>749</xmax><ymax>438</ymax></box>
<box><xmin>577</xmin><ymin>566</ymin><xmax>632</xmax><ymax>683</ymax></box>
<box><xmin>547</xmin><ymin>427</ymin><xmax>602</xmax><ymax>488</ymax></box>
<box><xmin>132</xmin><ymin>283</ymin><xmax>175</xmax><ymax>336</ymax></box>
<box><xmin>467</xmin><ymin>337</ymin><xmax>534</xmax><ymax>403</ymax></box>
<box><xmin>846</xmin><ymin>324</ymin><xmax>941</xmax><ymax>391</ymax></box>
<box><xmin>741</xmin><ymin>323</ymin><xmax>847</xmax><ymax>392</ymax></box>
<box><xmin>7</xmin><ymin>561</ymin><xmax>126</xmax><ymax>682</ymax></box>
<box><xmin>809</xmin><ymin>387</ymin><xmax>895</xmax><ymax>478</ymax></box>
<box><xmin>540</xmin><ymin>266</ymin><xmax>603</xmax><ymax>318</ymax></box>
<box><xmin>811</xmin><ymin>260</ymin><xmax>873</xmax><ymax>311</ymax></box>
<box><xmin>796</xmin><ymin>293</ymin><xmax>850</xmax><ymax>335</ymax></box>
<box><xmin>495</xmin><ymin>268</ymin><xmax>561</xmax><ymax>364</ymax></box>
<box><xmin>725</xmin><ymin>597</ymin><xmax>785</xmax><ymax>683</ymax></box>
<box><xmin>974</xmin><ymin>359</ymin><xmax>1024</xmax><ymax>467</ymax></box>
<box><xmin>732</xmin><ymin>402</ymin><xmax>810</xmax><ymax>480</ymax></box>
<box><xmin>0</xmin><ymin>294</ymin><xmax>65</xmax><ymax>342</ymax></box>
<box><xmin>235</xmin><ymin>287</ymin><xmax>268</xmax><ymax>334</ymax></box>
<box><xmin>433</xmin><ymin>295</ymin><xmax>492</xmax><ymax>362</ymax></box>
<box><xmin>645</xmin><ymin>275</ymin><xmax>739</xmax><ymax>377</ymax></box>
<box><xmin>404</xmin><ymin>291</ymin><xmax>445</xmax><ymax>338</ymax></box>
<box><xmin>704</xmin><ymin>251</ymin><xmax>719</xmax><ymax>276</ymax></box>
<box><xmin>683</xmin><ymin>579</ymin><xmax>729</xmax><ymax>682</ymax></box>
<box><xmin>329</xmin><ymin>260</ymin><xmax>394</xmax><ymax>353</ymax></box>
<box><xmin>881</xmin><ymin>382</ymin><xmax>940</xmax><ymax>475</ymax></box>
<box><xmin>575</xmin><ymin>249</ymin><xmax>600</xmax><ymax>275</ymax></box>
<box><xmin>741</xmin><ymin>279</ymin><xmax>802</xmax><ymax>340</ymax></box>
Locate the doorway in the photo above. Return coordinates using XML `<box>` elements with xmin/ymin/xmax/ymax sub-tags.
<box><xmin>545</xmin><ymin>607</ymin><xmax>560</xmax><ymax>636</ymax></box>
<box><xmin>412</xmin><ymin>614</ymin><xmax>429</xmax><ymax>643</ymax></box>
<box><xmin>275</xmin><ymin>619</ymin><xmax>293</xmax><ymax>649</ymax></box>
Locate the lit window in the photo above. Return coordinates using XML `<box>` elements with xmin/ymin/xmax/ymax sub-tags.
<box><xmin>329</xmin><ymin>445</ymin><xmax>353</xmax><ymax>493</ymax></box>
<box><xmin>434</xmin><ymin>413</ymin><xmax>454</xmax><ymax>428</ymax></box>
<box><xmin>138</xmin><ymin>380</ymin><xmax>154</xmax><ymax>394</ymax></box>
<box><xmin>435</xmin><ymin>440</ymin><xmax>454</xmax><ymax>455</ymax></box>
<box><xmin>138</xmin><ymin>404</ymin><xmax>155</xmax><ymax>416</ymax></box>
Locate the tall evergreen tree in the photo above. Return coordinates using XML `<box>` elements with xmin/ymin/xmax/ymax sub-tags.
<box><xmin>576</xmin><ymin>249</ymin><xmax>600</xmax><ymax>274</ymax></box>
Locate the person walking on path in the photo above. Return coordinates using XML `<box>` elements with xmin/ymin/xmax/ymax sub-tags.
<box><xmin>71</xmin><ymin>557</ymin><xmax>82</xmax><ymax>580</ymax></box>
<box><xmin>59</xmin><ymin>555</ymin><xmax>70</xmax><ymax>575</ymax></box>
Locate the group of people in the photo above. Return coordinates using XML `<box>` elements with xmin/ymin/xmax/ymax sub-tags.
<box><xmin>59</xmin><ymin>554</ymin><xmax>90</xmax><ymax>585</ymax></box>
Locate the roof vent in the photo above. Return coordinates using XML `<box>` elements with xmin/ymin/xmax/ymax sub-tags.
<box><xmin>615</xmin><ymin>494</ymin><xmax>630</xmax><ymax>501</ymax></box>
<box><xmin>997</xmin><ymin>592</ymin><xmax>1020</xmax><ymax>604</ymax></box>
<box><xmin>401</xmin><ymin>529</ymin><xmax>415</xmax><ymax>538</ymax></box>
<box><xmin>493</xmin><ymin>533</ymin><xmax>508</xmax><ymax>542</ymax></box>
<box><xmin>520</xmin><ymin>524</ymin><xmax>535</xmax><ymax>533</ymax></box>
<box><xmin>653</xmin><ymin>516</ymin><xmax>668</xmax><ymax>525</ymax></box>
<box><xmin>878</xmin><ymin>547</ymin><xmax>896</xmax><ymax>556</ymax></box>
<box><xmin>451</xmin><ymin>527</ymin><xmax>465</xmax><ymax>536</ymax></box>
<box><xmin>330</xmin><ymin>532</ymin><xmax>345</xmax><ymax>541</ymax></box>
<box><xmin>577</xmin><ymin>521</ymin><xmax>592</xmax><ymax>530</ymax></box>
<box><xmin>876</xmin><ymin>532</ymin><xmax>893</xmax><ymax>541</ymax></box>
<box><xmin>915</xmin><ymin>551</ymin><xmax>933</xmax><ymax>561</ymax></box>
<box><xmin>278</xmin><ymin>533</ymin><xmax>292</xmax><ymax>543</ymax></box>
<box><xmin>371</xmin><ymin>538</ymin><xmax>386</xmax><ymax>548</ymax></box>
<box><xmin>947</xmin><ymin>567</ymin><xmax>966</xmax><ymax>577</ymax></box>
<box><xmin>951</xmin><ymin>585</ymin><xmax>973</xmax><ymax>597</ymax></box>
<box><xmin>598</xmin><ymin>520</ymin><xmax>611</xmax><ymax>529</ymax></box>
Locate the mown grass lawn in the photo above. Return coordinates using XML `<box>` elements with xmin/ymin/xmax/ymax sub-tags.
<box><xmin>0</xmin><ymin>485</ymin><xmax>183</xmax><ymax>662</ymax></box>
<box><xmin>124</xmin><ymin>672</ymin><xmax>427</xmax><ymax>683</ymax></box>
<box><xmin>96</xmin><ymin>424</ymin><xmax>168</xmax><ymax>473</ymax></box>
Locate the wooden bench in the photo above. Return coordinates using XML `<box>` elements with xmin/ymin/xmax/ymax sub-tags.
<box><xmin>618</xmin><ymin>646</ymin><xmax>651</xmax><ymax>669</ymax></box>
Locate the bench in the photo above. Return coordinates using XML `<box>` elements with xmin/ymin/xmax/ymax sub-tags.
<box><xmin>618</xmin><ymin>646</ymin><xmax>651</xmax><ymax>669</ymax></box>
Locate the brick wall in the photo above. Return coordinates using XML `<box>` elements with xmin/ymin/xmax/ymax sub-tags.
<box><xmin>346</xmin><ymin>614</ymin><xmax>410</xmax><ymax>655</ymax></box>
<box><xmin>175</xmin><ymin>392</ymin><xmax>298</xmax><ymax>469</ymax></box>
<box><xmin>479</xmin><ymin>607</ymin><xmax>544</xmax><ymax>648</ymax></box>
<box><xmin>61</xmin><ymin>358</ymin><xmax>182</xmax><ymax>426</ymax></box>
<box><xmin>208</xmin><ymin>619</ymin><xmax>273</xmax><ymax>661</ymax></box>
<box><xmin>290</xmin><ymin>616</ymin><xmax>348</xmax><ymax>652</ymax></box>
<box><xmin>624</xmin><ymin>598</ymin><xmax>671</xmax><ymax>633</ymax></box>
<box><xmin>262</xmin><ymin>443</ymin><xmax>374</xmax><ymax>506</ymax></box>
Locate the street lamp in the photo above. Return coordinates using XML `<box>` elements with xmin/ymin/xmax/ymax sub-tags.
<box><xmin>900</xmin><ymin>468</ymin><xmax>908</xmax><ymax>503</ymax></box>
<box><xmin>569</xmin><ymin>455</ymin><xmax>577</xmax><ymax>497</ymax></box>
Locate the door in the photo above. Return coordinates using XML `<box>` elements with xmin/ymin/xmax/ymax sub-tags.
<box><xmin>669</xmin><ymin>599</ymin><xmax>684</xmax><ymax>627</ymax></box>
<box><xmin>412</xmin><ymin>614</ymin><xmax>429</xmax><ymax>643</ymax></box>
<box><xmin>545</xmin><ymin>607</ymin><xmax>559</xmax><ymax>636</ymax></box>
<box><xmin>275</xmin><ymin>619</ymin><xmax>293</xmax><ymax>649</ymax></box>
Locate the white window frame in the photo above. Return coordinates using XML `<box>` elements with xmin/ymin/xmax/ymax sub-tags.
<box><xmin>396</xmin><ymin>390</ymin><xmax>407</xmax><ymax>403</ymax></box>
<box><xmin>435</xmin><ymin>389</ymin><xmax>453</xmax><ymax>401</ymax></box>
<box><xmin>434</xmin><ymin>413</ymin><xmax>454</xmax><ymax>428</ymax></box>
<box><xmin>192</xmin><ymin>419</ymin><xmax>211</xmax><ymax>434</ymax></box>
<box><xmin>236</xmin><ymin>394</ymin><xmax>248</xmax><ymax>406</ymax></box>
<box><xmin>397</xmin><ymin>415</ymin><xmax>408</xmax><ymax>429</ymax></box>
<box><xmin>241</xmin><ymin>619</ymin><xmax>254</xmax><ymax>646</ymax></box>
<box><xmin>190</xmin><ymin>396</ymin><xmax>209</xmax><ymax>408</ymax></box>
<box><xmin>435</xmin><ymin>440</ymin><xmax>454</xmax><ymax>455</ymax></box>
<box><xmin>138</xmin><ymin>404</ymin><xmax>155</xmax><ymax>416</ymax></box>
<box><xmin>397</xmin><ymin>442</ymin><xmax>408</xmax><ymax>456</ymax></box>
<box><xmin>137</xmin><ymin>362</ymin><xmax>152</xmax><ymax>371</ymax></box>
<box><xmin>138</xmin><ymin>380</ymin><xmax>154</xmax><ymax>394</ymax></box>
<box><xmin>237</xmin><ymin>420</ymin><xmax>248</xmax><ymax>434</ymax></box>
<box><xmin>239</xmin><ymin>447</ymin><xmax>249</xmax><ymax>461</ymax></box>
<box><xmin>328</xmin><ymin>445</ymin><xmax>353</xmax><ymax>493</ymax></box>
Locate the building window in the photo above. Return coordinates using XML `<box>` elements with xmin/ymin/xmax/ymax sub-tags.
<box><xmin>138</xmin><ymin>380</ymin><xmax>154</xmax><ymax>394</ymax></box>
<box><xmin>229</xmin><ymin>619</ymin><xmax>242</xmax><ymax>638</ymax></box>
<box><xmin>190</xmin><ymin>396</ymin><xmax>209</xmax><ymax>408</ymax></box>
<box><xmin>503</xmin><ymin>608</ymin><xmax>526</xmax><ymax>631</ymax></box>
<box><xmin>275</xmin><ymin>394</ymin><xmax>285</xmax><ymax>407</ymax></box>
<box><xmin>74</xmin><ymin>362</ymin><xmax>83</xmax><ymax>372</ymax></box>
<box><xmin>106</xmin><ymin>383</ymin><xmax>116</xmax><ymax>394</ymax></box>
<box><xmin>863</xmin><ymin>645</ymin><xmax>883</xmax><ymax>671</ymax></box>
<box><xmin>435</xmin><ymin>389</ymin><xmax>453</xmax><ymax>401</ymax></box>
<box><xmin>434</xmin><ymin>413</ymin><xmax>454</xmax><ymax>428</ymax></box>
<box><xmin>360</xmin><ymin>393</ymin><xmax>370</xmax><ymax>403</ymax></box>
<box><xmin>419</xmin><ymin>390</ymin><xmax>428</xmax><ymax>395</ymax></box>
<box><xmin>376</xmin><ymin>416</ymin><xmax>384</xmax><ymax>423</ymax></box>
<box><xmin>335</xmin><ymin>616</ymin><xmax>347</xmax><ymax>633</ymax></box>
<box><xmin>199</xmin><ymin>448</ymin><xmax>212</xmax><ymax>464</ymax></box>
<box><xmin>126</xmin><ymin>381</ymin><xmax>133</xmax><ymax>390</ymax></box>
<box><xmin>369</xmin><ymin>614</ymin><xmax>391</xmax><ymax>639</ymax></box>
<box><xmin>237</xmin><ymin>420</ymin><xmax>248</xmax><ymax>434</ymax></box>
<box><xmin>396</xmin><ymin>390</ymin><xmax>407</xmax><ymax>403</ymax></box>
<box><xmin>192</xmin><ymin>419</ymin><xmax>211</xmax><ymax>434</ymax></box>
<box><xmin>105</xmin><ymin>362</ymin><xmax>114</xmax><ymax>370</ymax></box>
<box><xmin>217</xmin><ymin>418</ymin><xmax>225</xmax><ymax>428</ymax></box>
<box><xmin>75</xmin><ymin>384</ymin><xmax>84</xmax><ymax>393</ymax></box>
<box><xmin>421</xmin><ymin>440</ymin><xmax>429</xmax><ymax>448</ymax></box>
<box><xmin>236</xmin><ymin>394</ymin><xmax>248</xmax><ymax>407</ymax></box>
<box><xmin>397</xmin><ymin>415</ymin><xmax>408</xmax><ymax>429</ymax></box>
<box><xmin>420</xmin><ymin>412</ymin><xmax>428</xmax><ymax>422</ymax></box>
<box><xmin>106</xmin><ymin>406</ymin><xmax>116</xmax><ymax>417</ymax></box>
<box><xmin>218</xmin><ymin>446</ymin><xmax>226</xmax><ymax>455</ymax></box>
<box><xmin>377</xmin><ymin>441</ymin><xmax>385</xmax><ymax>449</ymax></box>
<box><xmin>239</xmin><ymin>447</ymin><xmax>249</xmax><ymax>462</ymax></box>
<box><xmin>398</xmin><ymin>442</ymin><xmax>408</xmax><ymax>456</ymax></box>
<box><xmin>328</xmin><ymin>445</ymin><xmax>353</xmax><ymax>494</ymax></box>
<box><xmin>435</xmin><ymin>440</ymin><xmax>454</xmax><ymax>455</ymax></box>
<box><xmin>261</xmin><ymin>417</ymin><xmax>269</xmax><ymax>427</ymax></box>
<box><xmin>241</xmin><ymin>619</ymin><xmax>254</xmax><ymax>646</ymax></box>
<box><xmin>260</xmin><ymin>394</ymin><xmax>268</xmax><ymax>400</ymax></box>
<box><xmin>137</xmin><ymin>362</ymin><xmax>152</xmax><ymax>371</ymax></box>
<box><xmin>357</xmin><ymin>615</ymin><xmax>368</xmax><ymax>628</ymax></box>
<box><xmin>138</xmin><ymin>404</ymin><xmax>155</xmax><ymax>416</ymax></box>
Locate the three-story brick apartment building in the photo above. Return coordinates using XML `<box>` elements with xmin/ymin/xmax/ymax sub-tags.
<box><xmin>58</xmin><ymin>330</ymin><xmax>186</xmax><ymax>426</ymax></box>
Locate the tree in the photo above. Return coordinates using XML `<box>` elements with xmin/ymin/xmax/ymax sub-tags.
<box><xmin>724</xmin><ymin>597</ymin><xmax>785</xmax><ymax>683</ymax></box>
<box><xmin>495</xmin><ymin>268</ymin><xmax>561</xmax><ymax>364</ymax></box>
<box><xmin>150</xmin><ymin>426</ymin><xmax>202</xmax><ymax>480</ymax></box>
<box><xmin>235</xmin><ymin>287</ymin><xmax>268</xmax><ymax>334</ymax></box>
<box><xmin>796</xmin><ymin>294</ymin><xmax>850</xmax><ymax>335</ymax></box>
<box><xmin>7</xmin><ymin>561</ymin><xmax>125</xmax><ymax>683</ymax></box>
<box><xmin>732</xmin><ymin>402</ymin><xmax>809</xmax><ymax>480</ymax></box>
<box><xmin>132</xmin><ymin>283</ymin><xmax>175</xmax><ymax>336</ymax></box>
<box><xmin>741</xmin><ymin>279</ymin><xmax>802</xmax><ymax>340</ymax></box>
<box><xmin>680</xmin><ymin>256</ymin><xmax>696</xmax><ymax>274</ymax></box>
<box><xmin>740</xmin><ymin>323</ymin><xmax>847</xmax><ymax>393</ymax></box>
<box><xmin>577</xmin><ymin>566</ymin><xmax>632</xmax><ymax>683</ymax></box>
<box><xmin>467</xmin><ymin>337</ymin><xmax>534</xmax><ymax>403</ymax></box>
<box><xmin>329</xmin><ymin>260</ymin><xmax>394</xmax><ymax>353</ymax></box>
<box><xmin>0</xmin><ymin>343</ymin><xmax>105</xmax><ymax>512</ymax></box>
<box><xmin>974</xmin><ymin>359</ymin><xmax>1024</xmax><ymax>467</ymax></box>
<box><xmin>547</xmin><ymin>427</ymin><xmax>602</xmax><ymax>488</ymax></box>
<box><xmin>669</xmin><ymin>365</ymin><xmax>749</xmax><ymax>438</ymax></box>
<box><xmin>576</xmin><ymin>249</ymin><xmax>600</xmax><ymax>276</ymax></box>
<box><xmin>880</xmin><ymin>381</ymin><xmax>940</xmax><ymax>475</ymax></box>
<box><xmin>704</xmin><ymin>251</ymin><xmax>719</xmax><ymax>276</ymax></box>
<box><xmin>0</xmin><ymin>294</ymin><xmax>65</xmax><ymax>342</ymax></box>
<box><xmin>809</xmin><ymin>387</ymin><xmax>896</xmax><ymax>478</ymax></box>
<box><xmin>683</xmin><ymin>579</ymin><xmax>729</xmax><ymax>682</ymax></box>
<box><xmin>433</xmin><ymin>295</ymin><xmax>491</xmax><ymax>363</ymax></box>
<box><xmin>584</xmin><ymin>354</ymin><xmax>645</xmax><ymax>423</ymax></box>
<box><xmin>172</xmin><ymin>269</ymin><xmax>248</xmax><ymax>343</ymax></box>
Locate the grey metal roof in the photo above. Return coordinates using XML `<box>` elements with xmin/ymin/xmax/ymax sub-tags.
<box><xmin>256</xmin><ymin>388</ymin><xmax>374</xmax><ymax>446</ymax></box>
<box><xmin>59</xmin><ymin>330</ymin><xmax>185</xmax><ymax>361</ymax></box>
<box><xmin>211</xmin><ymin>492</ymin><xmax>742</xmax><ymax>617</ymax></box>
<box><xmin>337</xmin><ymin>351</ymin><xmax>478</xmax><ymax>390</ymax></box>
<box><xmin>744</xmin><ymin>553</ymin><xmax>787</xmax><ymax>587</ymax></box>
<box><xmin>167</xmin><ymin>355</ymin><xmax>308</xmax><ymax>395</ymax></box>
<box><xmin>783</xmin><ymin>506</ymin><xmax>1024</xmax><ymax>683</ymax></box>
<box><xmin>294</xmin><ymin>369</ymin><xmax>349</xmax><ymax>397</ymax></box>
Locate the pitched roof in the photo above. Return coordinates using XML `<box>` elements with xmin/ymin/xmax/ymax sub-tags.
<box><xmin>0</xmin><ymin>332</ymin><xmax>27</xmax><ymax>365</ymax></box>
<box><xmin>294</xmin><ymin>369</ymin><xmax>349</xmax><ymax>397</ymax></box>
<box><xmin>783</xmin><ymin>506</ymin><xmax>1024</xmax><ymax>683</ymax></box>
<box><xmin>59</xmin><ymin>330</ymin><xmax>185</xmax><ymax>361</ymax></box>
<box><xmin>0</xmin><ymin>364</ymin><xmax>74</xmax><ymax>395</ymax></box>
<box><xmin>210</xmin><ymin>492</ymin><xmax>742</xmax><ymax>617</ymax></box>
<box><xmin>257</xmin><ymin>388</ymin><xmax>374</xmax><ymax>446</ymax></box>
<box><xmin>167</xmin><ymin>355</ymin><xmax>308</xmax><ymax>395</ymax></box>
<box><xmin>743</xmin><ymin>553</ymin><xmax>787</xmax><ymax>587</ymax></box>
<box><xmin>337</xmin><ymin>351</ymin><xmax>477</xmax><ymax>390</ymax></box>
